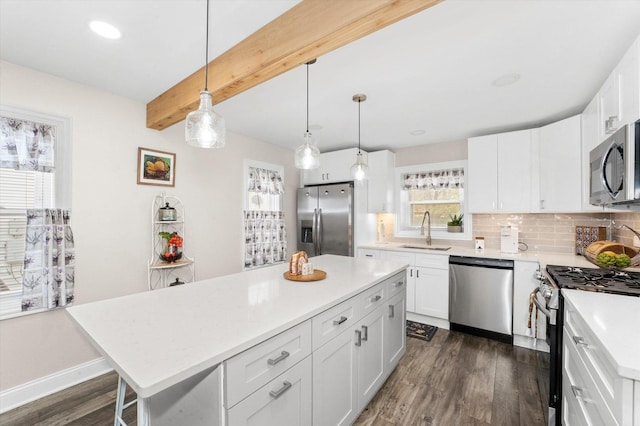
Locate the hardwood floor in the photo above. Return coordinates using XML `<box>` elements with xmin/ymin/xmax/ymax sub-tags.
<box><xmin>0</xmin><ymin>329</ymin><xmax>548</xmax><ymax>426</ymax></box>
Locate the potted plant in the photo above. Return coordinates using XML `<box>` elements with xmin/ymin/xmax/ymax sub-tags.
<box><xmin>447</xmin><ymin>214</ymin><xmax>464</xmax><ymax>233</ymax></box>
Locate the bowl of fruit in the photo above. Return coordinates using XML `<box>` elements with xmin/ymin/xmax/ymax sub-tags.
<box><xmin>159</xmin><ymin>231</ymin><xmax>183</xmax><ymax>263</ymax></box>
<box><xmin>584</xmin><ymin>240</ymin><xmax>640</xmax><ymax>270</ymax></box>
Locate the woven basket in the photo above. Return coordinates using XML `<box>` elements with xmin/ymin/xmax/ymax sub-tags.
<box><xmin>584</xmin><ymin>241</ymin><xmax>640</xmax><ymax>269</ymax></box>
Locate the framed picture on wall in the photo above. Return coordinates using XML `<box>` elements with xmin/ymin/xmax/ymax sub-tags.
<box><xmin>137</xmin><ymin>147</ymin><xmax>175</xmax><ymax>187</ymax></box>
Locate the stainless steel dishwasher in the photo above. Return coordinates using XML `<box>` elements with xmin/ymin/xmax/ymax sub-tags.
<box><xmin>449</xmin><ymin>256</ymin><xmax>514</xmax><ymax>343</ymax></box>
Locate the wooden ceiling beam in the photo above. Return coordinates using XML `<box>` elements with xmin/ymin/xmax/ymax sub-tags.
<box><xmin>146</xmin><ymin>0</ymin><xmax>443</xmax><ymax>130</ymax></box>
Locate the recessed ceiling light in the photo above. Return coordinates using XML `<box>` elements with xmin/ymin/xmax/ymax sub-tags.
<box><xmin>89</xmin><ymin>20</ymin><xmax>121</xmax><ymax>40</ymax></box>
<box><xmin>492</xmin><ymin>73</ymin><xmax>521</xmax><ymax>87</ymax></box>
<box><xmin>410</xmin><ymin>130</ymin><xmax>426</xmax><ymax>136</ymax></box>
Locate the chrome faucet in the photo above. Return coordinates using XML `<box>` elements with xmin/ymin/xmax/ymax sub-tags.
<box><xmin>420</xmin><ymin>210</ymin><xmax>432</xmax><ymax>246</ymax></box>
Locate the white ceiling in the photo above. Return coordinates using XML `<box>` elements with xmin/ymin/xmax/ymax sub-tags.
<box><xmin>2</xmin><ymin>0</ymin><xmax>640</xmax><ymax>153</ymax></box>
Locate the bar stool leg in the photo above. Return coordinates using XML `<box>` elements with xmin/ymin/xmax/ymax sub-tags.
<box><xmin>114</xmin><ymin>375</ymin><xmax>136</xmax><ymax>426</ymax></box>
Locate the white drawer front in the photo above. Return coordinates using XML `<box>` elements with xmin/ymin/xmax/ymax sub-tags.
<box><xmin>358</xmin><ymin>282</ymin><xmax>386</xmax><ymax>319</ymax></box>
<box><xmin>565</xmin><ymin>303</ymin><xmax>619</xmax><ymax>412</ymax></box>
<box><xmin>385</xmin><ymin>271</ymin><xmax>406</xmax><ymax>299</ymax></box>
<box><xmin>227</xmin><ymin>355</ymin><xmax>312</xmax><ymax>426</ymax></box>
<box><xmin>563</xmin><ymin>328</ymin><xmax>617</xmax><ymax>426</ymax></box>
<box><xmin>414</xmin><ymin>253</ymin><xmax>449</xmax><ymax>269</ymax></box>
<box><xmin>225</xmin><ymin>321</ymin><xmax>311</xmax><ymax>408</ymax></box>
<box><xmin>358</xmin><ymin>248</ymin><xmax>382</xmax><ymax>259</ymax></box>
<box><xmin>383</xmin><ymin>251</ymin><xmax>415</xmax><ymax>265</ymax></box>
<box><xmin>312</xmin><ymin>296</ymin><xmax>358</xmax><ymax>350</ymax></box>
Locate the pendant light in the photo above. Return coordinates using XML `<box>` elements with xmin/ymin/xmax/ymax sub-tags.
<box><xmin>185</xmin><ymin>0</ymin><xmax>226</xmax><ymax>148</ymax></box>
<box><xmin>294</xmin><ymin>60</ymin><xmax>320</xmax><ymax>169</ymax></box>
<box><xmin>351</xmin><ymin>94</ymin><xmax>368</xmax><ymax>180</ymax></box>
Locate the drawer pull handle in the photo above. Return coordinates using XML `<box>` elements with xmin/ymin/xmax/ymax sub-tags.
<box><xmin>333</xmin><ymin>316</ymin><xmax>348</xmax><ymax>326</ymax></box>
<box><xmin>389</xmin><ymin>304</ymin><xmax>395</xmax><ymax>318</ymax></box>
<box><xmin>365</xmin><ymin>254</ymin><xmax>373</xmax><ymax>257</ymax></box>
<box><xmin>355</xmin><ymin>330</ymin><xmax>362</xmax><ymax>346</ymax></box>
<box><xmin>267</xmin><ymin>350</ymin><xmax>290</xmax><ymax>366</ymax></box>
<box><xmin>269</xmin><ymin>381</ymin><xmax>292</xmax><ymax>399</ymax></box>
<box><xmin>394</xmin><ymin>280</ymin><xmax>404</xmax><ymax>287</ymax></box>
<box><xmin>571</xmin><ymin>385</ymin><xmax>584</xmax><ymax>400</ymax></box>
<box><xmin>371</xmin><ymin>295</ymin><xmax>382</xmax><ymax>303</ymax></box>
<box><xmin>572</xmin><ymin>336</ymin><xmax>588</xmax><ymax>347</ymax></box>
<box><xmin>362</xmin><ymin>325</ymin><xmax>368</xmax><ymax>341</ymax></box>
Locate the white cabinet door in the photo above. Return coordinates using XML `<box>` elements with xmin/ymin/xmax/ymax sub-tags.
<box><xmin>618</xmin><ymin>36</ymin><xmax>639</xmax><ymax>128</ymax></box>
<box><xmin>227</xmin><ymin>356</ymin><xmax>312</xmax><ymax>426</ymax></box>
<box><xmin>384</xmin><ymin>291</ymin><xmax>406</xmax><ymax>373</ymax></box>
<box><xmin>497</xmin><ymin>129</ymin><xmax>532</xmax><ymax>213</ymax></box>
<box><xmin>356</xmin><ymin>305</ymin><xmax>386</xmax><ymax>406</ymax></box>
<box><xmin>367</xmin><ymin>150</ymin><xmax>395</xmax><ymax>213</ymax></box>
<box><xmin>312</xmin><ymin>327</ymin><xmax>358</xmax><ymax>426</ymax></box>
<box><xmin>599</xmin><ymin>72</ymin><xmax>622</xmax><ymax>137</ymax></box>
<box><xmin>467</xmin><ymin>134</ymin><xmax>498</xmax><ymax>212</ymax></box>
<box><xmin>581</xmin><ymin>97</ymin><xmax>604</xmax><ymax>212</ymax></box>
<box><xmin>512</xmin><ymin>261</ymin><xmax>544</xmax><ymax>338</ymax></box>
<box><xmin>301</xmin><ymin>148</ymin><xmax>365</xmax><ymax>185</ymax></box>
<box><xmin>538</xmin><ymin>115</ymin><xmax>582</xmax><ymax>212</ymax></box>
<box><xmin>383</xmin><ymin>251</ymin><xmax>415</xmax><ymax>312</ymax></box>
<box><xmin>414</xmin><ymin>266</ymin><xmax>449</xmax><ymax>320</ymax></box>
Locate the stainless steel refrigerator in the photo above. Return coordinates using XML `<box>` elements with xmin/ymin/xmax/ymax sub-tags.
<box><xmin>297</xmin><ymin>182</ymin><xmax>354</xmax><ymax>257</ymax></box>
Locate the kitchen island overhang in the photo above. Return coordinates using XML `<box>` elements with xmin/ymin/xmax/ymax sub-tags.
<box><xmin>66</xmin><ymin>255</ymin><xmax>408</xmax><ymax>406</ymax></box>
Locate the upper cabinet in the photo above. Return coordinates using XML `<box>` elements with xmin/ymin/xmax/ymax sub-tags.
<box><xmin>598</xmin><ymin>36</ymin><xmax>640</xmax><ymax>139</ymax></box>
<box><xmin>301</xmin><ymin>148</ymin><xmax>366</xmax><ymax>185</ymax></box>
<box><xmin>367</xmin><ymin>150</ymin><xmax>395</xmax><ymax>213</ymax></box>
<box><xmin>536</xmin><ymin>115</ymin><xmax>582</xmax><ymax>212</ymax></box>
<box><xmin>468</xmin><ymin>129</ymin><xmax>533</xmax><ymax>213</ymax></box>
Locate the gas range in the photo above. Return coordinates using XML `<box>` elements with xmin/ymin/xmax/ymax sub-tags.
<box><xmin>545</xmin><ymin>264</ymin><xmax>640</xmax><ymax>297</ymax></box>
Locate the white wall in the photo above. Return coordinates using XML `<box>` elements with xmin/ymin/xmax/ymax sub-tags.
<box><xmin>0</xmin><ymin>61</ymin><xmax>299</xmax><ymax>392</ymax></box>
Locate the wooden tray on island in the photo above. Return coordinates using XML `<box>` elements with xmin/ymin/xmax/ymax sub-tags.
<box><xmin>283</xmin><ymin>269</ymin><xmax>326</xmax><ymax>282</ymax></box>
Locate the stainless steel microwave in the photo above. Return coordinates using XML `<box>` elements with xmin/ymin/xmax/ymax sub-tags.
<box><xmin>589</xmin><ymin>120</ymin><xmax>640</xmax><ymax>206</ymax></box>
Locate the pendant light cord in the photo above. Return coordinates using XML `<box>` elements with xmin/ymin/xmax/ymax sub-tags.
<box><xmin>306</xmin><ymin>63</ymin><xmax>309</xmax><ymax>133</ymax></box>
<box><xmin>204</xmin><ymin>0</ymin><xmax>210</xmax><ymax>91</ymax></box>
<box><xmin>357</xmin><ymin>99</ymin><xmax>361</xmax><ymax>153</ymax></box>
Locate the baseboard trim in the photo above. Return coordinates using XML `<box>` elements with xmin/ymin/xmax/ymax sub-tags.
<box><xmin>0</xmin><ymin>358</ymin><xmax>112</xmax><ymax>414</ymax></box>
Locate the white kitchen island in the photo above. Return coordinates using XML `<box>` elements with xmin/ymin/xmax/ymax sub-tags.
<box><xmin>67</xmin><ymin>254</ymin><xmax>408</xmax><ymax>425</ymax></box>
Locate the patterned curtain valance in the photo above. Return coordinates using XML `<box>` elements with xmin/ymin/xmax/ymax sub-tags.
<box><xmin>402</xmin><ymin>169</ymin><xmax>464</xmax><ymax>190</ymax></box>
<box><xmin>0</xmin><ymin>116</ymin><xmax>55</xmax><ymax>172</ymax></box>
<box><xmin>247</xmin><ymin>166</ymin><xmax>284</xmax><ymax>195</ymax></box>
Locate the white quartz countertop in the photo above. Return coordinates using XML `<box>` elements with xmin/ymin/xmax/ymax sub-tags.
<box><xmin>360</xmin><ymin>241</ymin><xmax>595</xmax><ymax>268</ymax></box>
<box><xmin>562</xmin><ymin>289</ymin><xmax>640</xmax><ymax>381</ymax></box>
<box><xmin>66</xmin><ymin>255</ymin><xmax>408</xmax><ymax>398</ymax></box>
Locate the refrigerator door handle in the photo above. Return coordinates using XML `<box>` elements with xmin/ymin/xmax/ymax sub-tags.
<box><xmin>312</xmin><ymin>208</ymin><xmax>318</xmax><ymax>255</ymax></box>
<box><xmin>317</xmin><ymin>208</ymin><xmax>323</xmax><ymax>255</ymax></box>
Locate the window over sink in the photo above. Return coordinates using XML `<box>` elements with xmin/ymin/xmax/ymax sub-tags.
<box><xmin>394</xmin><ymin>161</ymin><xmax>471</xmax><ymax>240</ymax></box>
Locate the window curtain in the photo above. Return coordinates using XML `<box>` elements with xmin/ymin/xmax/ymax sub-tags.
<box><xmin>244</xmin><ymin>164</ymin><xmax>286</xmax><ymax>269</ymax></box>
<box><xmin>247</xmin><ymin>166</ymin><xmax>285</xmax><ymax>194</ymax></box>
<box><xmin>0</xmin><ymin>116</ymin><xmax>55</xmax><ymax>172</ymax></box>
<box><xmin>402</xmin><ymin>169</ymin><xmax>464</xmax><ymax>190</ymax></box>
<box><xmin>21</xmin><ymin>209</ymin><xmax>75</xmax><ymax>311</ymax></box>
<box><xmin>244</xmin><ymin>211</ymin><xmax>287</xmax><ymax>269</ymax></box>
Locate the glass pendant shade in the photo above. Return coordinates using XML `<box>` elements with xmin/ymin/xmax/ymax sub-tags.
<box><xmin>294</xmin><ymin>131</ymin><xmax>320</xmax><ymax>169</ymax></box>
<box><xmin>351</xmin><ymin>151</ymin><xmax>368</xmax><ymax>180</ymax></box>
<box><xmin>185</xmin><ymin>91</ymin><xmax>226</xmax><ymax>148</ymax></box>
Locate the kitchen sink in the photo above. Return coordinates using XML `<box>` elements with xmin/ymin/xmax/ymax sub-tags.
<box><xmin>400</xmin><ymin>245</ymin><xmax>451</xmax><ymax>251</ymax></box>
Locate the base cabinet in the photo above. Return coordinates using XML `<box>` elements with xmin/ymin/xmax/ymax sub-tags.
<box><xmin>312</xmin><ymin>273</ymin><xmax>406</xmax><ymax>426</ymax></box>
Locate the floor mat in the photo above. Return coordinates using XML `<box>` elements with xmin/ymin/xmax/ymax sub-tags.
<box><xmin>406</xmin><ymin>320</ymin><xmax>437</xmax><ymax>341</ymax></box>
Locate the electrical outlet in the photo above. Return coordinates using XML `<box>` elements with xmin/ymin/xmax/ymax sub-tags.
<box><xmin>634</xmin><ymin>235</ymin><xmax>640</xmax><ymax>247</ymax></box>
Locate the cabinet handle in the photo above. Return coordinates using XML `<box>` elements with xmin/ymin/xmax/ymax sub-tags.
<box><xmin>492</xmin><ymin>201</ymin><xmax>496</xmax><ymax>211</ymax></box>
<box><xmin>371</xmin><ymin>295</ymin><xmax>382</xmax><ymax>303</ymax></box>
<box><xmin>269</xmin><ymin>381</ymin><xmax>292</xmax><ymax>399</ymax></box>
<box><xmin>410</xmin><ymin>269</ymin><xmax>413</xmax><ymax>277</ymax></box>
<box><xmin>326</xmin><ymin>173</ymin><xmax>329</xmax><ymax>181</ymax></box>
<box><xmin>389</xmin><ymin>304</ymin><xmax>395</xmax><ymax>318</ymax></box>
<box><xmin>571</xmin><ymin>385</ymin><xmax>584</xmax><ymax>400</ymax></box>
<box><xmin>540</xmin><ymin>199</ymin><xmax>545</xmax><ymax>210</ymax></box>
<box><xmin>394</xmin><ymin>280</ymin><xmax>404</xmax><ymax>287</ymax></box>
<box><xmin>605</xmin><ymin>116</ymin><xmax>618</xmax><ymax>134</ymax></box>
<box><xmin>361</xmin><ymin>325</ymin><xmax>368</xmax><ymax>341</ymax></box>
<box><xmin>572</xmin><ymin>335</ymin><xmax>588</xmax><ymax>347</ymax></box>
<box><xmin>267</xmin><ymin>350</ymin><xmax>290</xmax><ymax>366</ymax></box>
<box><xmin>365</xmin><ymin>254</ymin><xmax>373</xmax><ymax>258</ymax></box>
<box><xmin>333</xmin><ymin>316</ymin><xmax>348</xmax><ymax>326</ymax></box>
<box><xmin>355</xmin><ymin>330</ymin><xmax>362</xmax><ymax>346</ymax></box>
<box><xmin>416</xmin><ymin>269</ymin><xmax>419</xmax><ymax>278</ymax></box>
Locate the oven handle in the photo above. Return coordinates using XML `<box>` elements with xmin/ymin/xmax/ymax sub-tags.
<box><xmin>531</xmin><ymin>288</ymin><xmax>552</xmax><ymax>318</ymax></box>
